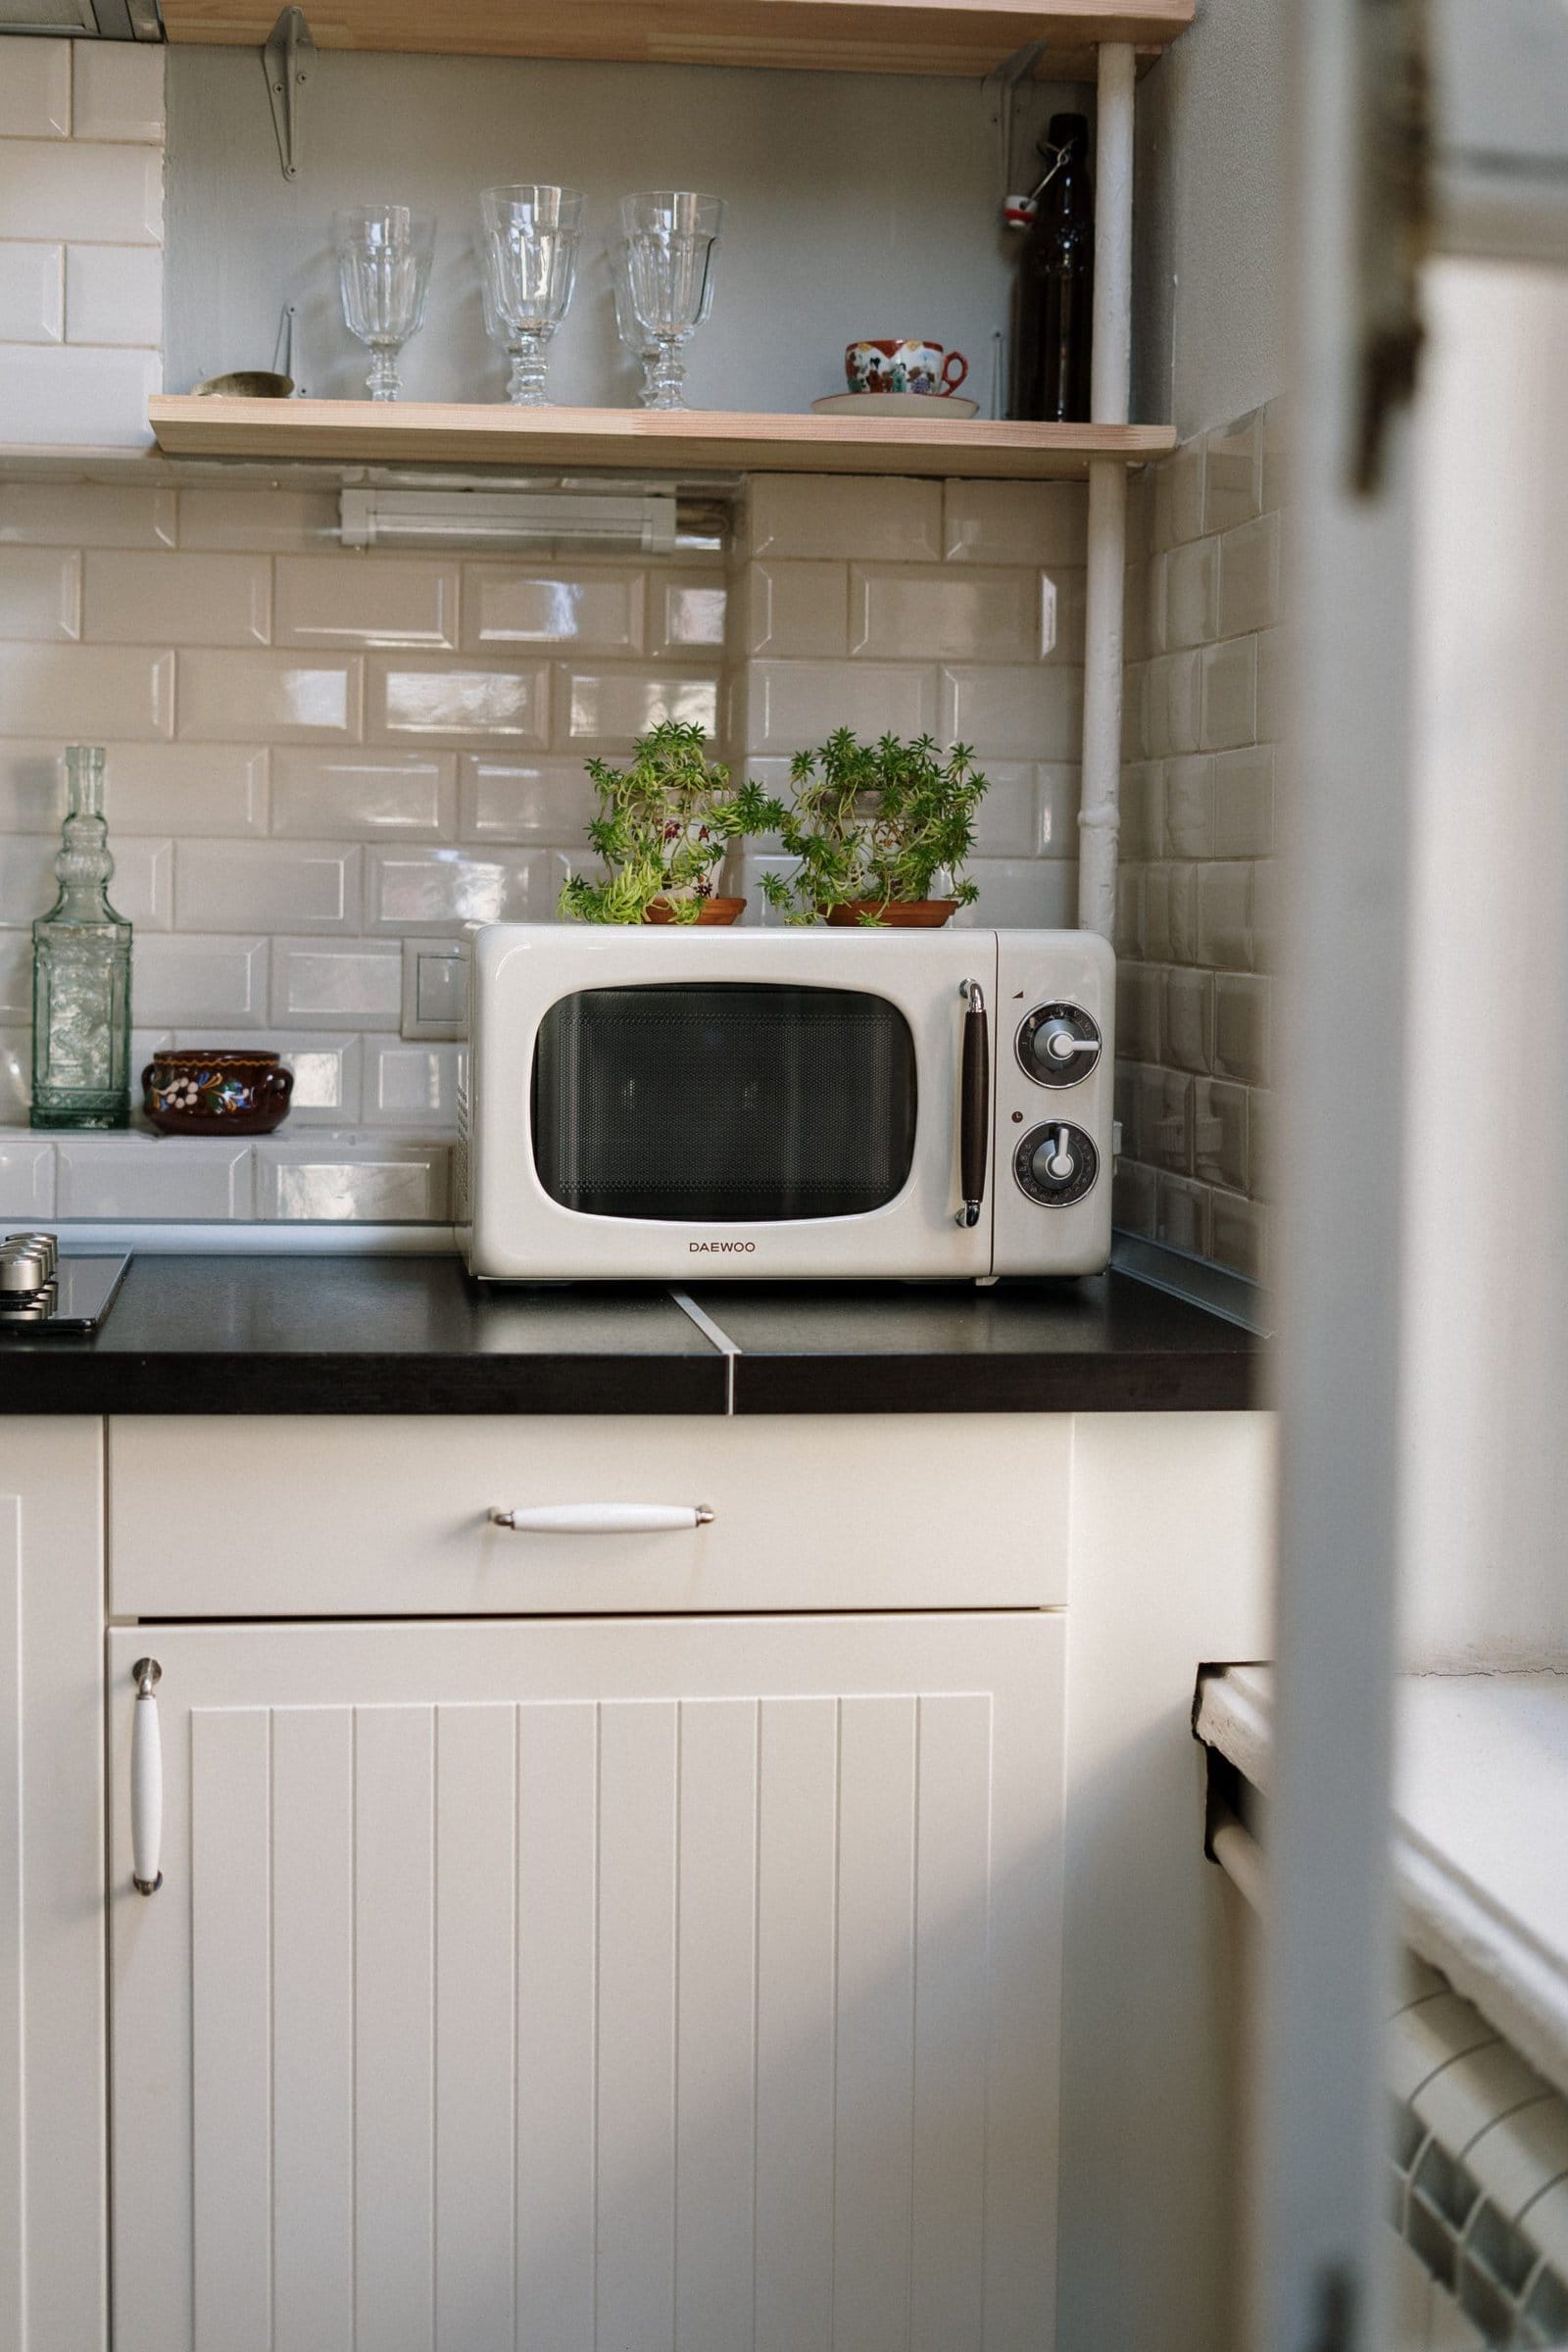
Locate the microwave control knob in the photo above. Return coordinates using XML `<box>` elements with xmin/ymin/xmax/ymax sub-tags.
<box><xmin>1014</xmin><ymin>1120</ymin><xmax>1098</xmax><ymax>1206</ymax></box>
<box><xmin>1017</xmin><ymin>1002</ymin><xmax>1102</xmax><ymax>1086</ymax></box>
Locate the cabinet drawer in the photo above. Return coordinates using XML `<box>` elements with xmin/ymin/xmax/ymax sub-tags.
<box><xmin>109</xmin><ymin>1414</ymin><xmax>1068</xmax><ymax>1617</ymax></box>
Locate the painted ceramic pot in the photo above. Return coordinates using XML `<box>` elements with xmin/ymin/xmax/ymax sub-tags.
<box><xmin>142</xmin><ymin>1049</ymin><xmax>294</xmax><ymax>1136</ymax></box>
<box><xmin>823</xmin><ymin>899</ymin><xmax>958</xmax><ymax>928</ymax></box>
<box><xmin>644</xmin><ymin>897</ymin><xmax>747</xmax><ymax>925</ymax></box>
<box><xmin>845</xmin><ymin>339</ymin><xmax>969</xmax><ymax>397</ymax></box>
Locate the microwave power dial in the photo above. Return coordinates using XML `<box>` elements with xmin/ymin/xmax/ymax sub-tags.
<box><xmin>1016</xmin><ymin>1002</ymin><xmax>1102</xmax><ymax>1086</ymax></box>
<box><xmin>1014</xmin><ymin>1121</ymin><xmax>1099</xmax><ymax>1207</ymax></box>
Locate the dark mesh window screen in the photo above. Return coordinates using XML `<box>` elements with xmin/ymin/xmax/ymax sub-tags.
<box><xmin>532</xmin><ymin>983</ymin><xmax>918</xmax><ymax>1221</ymax></box>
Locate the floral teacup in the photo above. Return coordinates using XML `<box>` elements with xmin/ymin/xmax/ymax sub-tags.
<box><xmin>142</xmin><ymin>1049</ymin><xmax>293</xmax><ymax>1137</ymax></box>
<box><xmin>845</xmin><ymin>338</ymin><xmax>969</xmax><ymax>396</ymax></box>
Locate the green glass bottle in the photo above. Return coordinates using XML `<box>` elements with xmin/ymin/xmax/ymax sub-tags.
<box><xmin>30</xmin><ymin>745</ymin><xmax>132</xmax><ymax>1130</ymax></box>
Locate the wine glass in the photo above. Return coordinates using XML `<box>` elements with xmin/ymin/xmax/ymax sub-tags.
<box><xmin>334</xmin><ymin>206</ymin><xmax>436</xmax><ymax>402</ymax></box>
<box><xmin>618</xmin><ymin>191</ymin><xmax>723</xmax><ymax>413</ymax></box>
<box><xmin>480</xmin><ymin>184</ymin><xmax>584</xmax><ymax>407</ymax></box>
<box><xmin>608</xmin><ymin>239</ymin><xmax>662</xmax><ymax>408</ymax></box>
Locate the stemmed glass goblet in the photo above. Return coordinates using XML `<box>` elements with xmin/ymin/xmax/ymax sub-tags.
<box><xmin>334</xmin><ymin>205</ymin><xmax>435</xmax><ymax>402</ymax></box>
<box><xmin>618</xmin><ymin>192</ymin><xmax>723</xmax><ymax>413</ymax></box>
<box><xmin>480</xmin><ymin>183</ymin><xmax>584</xmax><ymax>407</ymax></box>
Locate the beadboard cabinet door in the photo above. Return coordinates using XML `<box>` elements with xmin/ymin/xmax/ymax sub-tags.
<box><xmin>109</xmin><ymin>1611</ymin><xmax>1062</xmax><ymax>2352</ymax></box>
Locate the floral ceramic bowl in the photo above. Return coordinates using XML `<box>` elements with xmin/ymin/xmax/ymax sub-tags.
<box><xmin>142</xmin><ymin>1049</ymin><xmax>293</xmax><ymax>1137</ymax></box>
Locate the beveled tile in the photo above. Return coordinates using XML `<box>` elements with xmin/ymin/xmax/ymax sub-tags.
<box><xmin>0</xmin><ymin>837</ymin><xmax>60</xmax><ymax>925</ymax></box>
<box><xmin>1114</xmin><ymin>865</ymin><xmax>1144</xmax><ymax>958</ymax></box>
<box><xmin>1200</xmin><ymin>638</ymin><xmax>1257</xmax><ymax>752</ymax></box>
<box><xmin>1164</xmin><ymin>535</ymin><xmax>1220</xmax><ymax>650</ymax></box>
<box><xmin>270</xmin><ymin>937</ymin><xmax>403</xmax><ymax>1031</ymax></box>
<box><xmin>0</xmin><ymin>546</ymin><xmax>79</xmax><ymax>640</ymax></box>
<box><xmin>0</xmin><ymin>642</ymin><xmax>171</xmax><ymax>739</ymax></box>
<box><xmin>175</xmin><ymin>841</ymin><xmax>360</xmax><ymax>933</ymax></box>
<box><xmin>1213</xmin><ymin>746</ymin><xmax>1274</xmax><ymax>858</ymax></box>
<box><xmin>747</xmin><ymin>660</ymin><xmax>936</xmax><ymax>755</ymax></box>
<box><xmin>1152</xmin><ymin>439</ymin><xmax>1204</xmax><ymax>551</ymax></box>
<box><xmin>0</xmin><ymin>241</ymin><xmax>64</xmax><ymax>343</ymax></box>
<box><xmin>1042</xmin><ymin>565</ymin><xmax>1086</xmax><ymax>662</ymax></box>
<box><xmin>1213</xmin><ymin>972</ymin><xmax>1270</xmax><ymax>1085</ymax></box>
<box><xmin>1115</xmin><ymin>964</ymin><xmax>1159</xmax><ymax>1061</ymax></box>
<box><xmin>172</xmin><ymin>1029</ymin><xmax>363</xmax><ymax>1125</ymax></box>
<box><xmin>0</xmin><ymin>1027</ymin><xmax>28</xmax><ymax>1122</ymax></box>
<box><xmin>72</xmin><ymin>41</ymin><xmax>165</xmax><ymax>141</ymax></box>
<box><xmin>1138</xmin><ymin>1066</ymin><xmax>1193</xmax><ymax>1173</ymax></box>
<box><xmin>951</xmin><ymin>858</ymin><xmax>1077</xmax><ymax>930</ymax></box>
<box><xmin>970</xmin><ymin>762</ymin><xmax>1039</xmax><ymax>856</ymax></box>
<box><xmin>458</xmin><ymin>754</ymin><xmax>593</xmax><ymax>843</ymax></box>
<box><xmin>1202</xmin><ymin>412</ymin><xmax>1263</xmax><ymax>535</ymax></box>
<box><xmin>64</xmin><ymin>244</ymin><xmax>162</xmax><ymax>346</ymax></box>
<box><xmin>0</xmin><ymin>930</ymin><xmax>29</xmax><ymax>1022</ymax></box>
<box><xmin>276</xmin><ymin>556</ymin><xmax>459</xmax><ymax>651</ymax></box>
<box><xmin>1163</xmin><ymin>755</ymin><xmax>1215</xmax><ymax>858</ymax></box>
<box><xmin>939</xmin><ymin>664</ymin><xmax>1083</xmax><ymax>762</ymax></box>
<box><xmin>178</xmin><ymin>651</ymin><xmax>361</xmax><ymax>743</ymax></box>
<box><xmin>368</xmin><ymin>657</ymin><xmax>547</xmax><ymax>745</ymax></box>
<box><xmin>4</xmin><ymin>345</ymin><xmax>161</xmax><ymax>450</ymax></box>
<box><xmin>1111</xmin><ymin>1157</ymin><xmax>1156</xmax><ymax>1240</ymax></box>
<box><xmin>0</xmin><ymin>37</ymin><xmax>70</xmax><ymax>137</ymax></box>
<box><xmin>1196</xmin><ymin>860</ymin><xmax>1251</xmax><ymax>969</ymax></box>
<box><xmin>0</xmin><ymin>742</ymin><xmax>270</xmax><ymax>839</ymax></box>
<box><xmin>0</xmin><ymin>481</ymin><xmax>175</xmax><ymax>550</ymax></box>
<box><xmin>365</xmin><ymin>1039</ymin><xmax>464</xmax><ymax>1128</ymax></box>
<box><xmin>1155</xmin><ymin>1172</ymin><xmax>1211</xmax><ymax>1258</ymax></box>
<box><xmin>177</xmin><ymin>488</ymin><xmax>340</xmax><ymax>552</ymax></box>
<box><xmin>1255</xmin><ymin>624</ymin><xmax>1289</xmax><ymax>743</ymax></box>
<box><xmin>650</xmin><ymin>571</ymin><xmax>727</xmax><ymax>654</ymax></box>
<box><xmin>1036</xmin><ymin>762</ymin><xmax>1080</xmax><ymax>856</ymax></box>
<box><xmin>0</xmin><ymin>1137</ymin><xmax>55</xmax><ymax>1219</ymax></box>
<box><xmin>270</xmin><ymin>749</ymin><xmax>456</xmax><ymax>840</ymax></box>
<box><xmin>110</xmin><ymin>837</ymin><xmax>172</xmax><ymax>930</ymax></box>
<box><xmin>749</xmin><ymin>475</ymin><xmax>941</xmax><ymax>562</ymax></box>
<box><xmin>1161</xmin><ymin>966</ymin><xmax>1214</xmax><ymax>1073</ymax></box>
<box><xmin>131</xmin><ymin>933</ymin><xmax>269</xmax><ymax>1028</ymax></box>
<box><xmin>1193</xmin><ymin>1076</ymin><xmax>1248</xmax><ymax>1190</ymax></box>
<box><xmin>1247</xmin><ymin>1088</ymin><xmax>1274</xmax><ymax>1201</ymax></box>
<box><xmin>1143</xmin><ymin>651</ymin><xmax>1202</xmax><ymax>760</ymax></box>
<box><xmin>850</xmin><ymin>564</ymin><xmax>1036</xmax><ymax>662</ymax></box>
<box><xmin>942</xmin><ymin>479</ymin><xmax>1086</xmax><ymax>565</ymax></box>
<box><xmin>84</xmin><ymin>551</ymin><xmax>270</xmax><ymax>648</ymax></box>
<box><xmin>55</xmin><ymin>1136</ymin><xmax>254</xmax><ymax>1221</ymax></box>
<box><xmin>365</xmin><ymin>845</ymin><xmax>566</xmax><ymax>932</ymax></box>
<box><xmin>745</xmin><ymin>562</ymin><xmax>848</xmax><ymax>659</ymax></box>
<box><xmin>1117</xmin><ymin>760</ymin><xmax>1161</xmax><ymax>858</ymax></box>
<box><xmin>0</xmin><ymin>139</ymin><xmax>161</xmax><ymax>243</ymax></box>
<box><xmin>1218</xmin><ymin>513</ymin><xmax>1282</xmax><ymax>640</ymax></box>
<box><xmin>1209</xmin><ymin>1191</ymin><xmax>1266</xmax><ymax>1282</ymax></box>
<box><xmin>559</xmin><ymin>666</ymin><xmax>719</xmax><ymax>751</ymax></box>
<box><xmin>462</xmin><ymin>564</ymin><xmax>642</xmax><ymax>655</ymax></box>
<box><xmin>256</xmin><ymin>1139</ymin><xmax>451</xmax><ymax>1222</ymax></box>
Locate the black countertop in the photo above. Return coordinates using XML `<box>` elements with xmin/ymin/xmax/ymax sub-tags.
<box><xmin>0</xmin><ymin>1253</ymin><xmax>1258</xmax><ymax>1416</ymax></box>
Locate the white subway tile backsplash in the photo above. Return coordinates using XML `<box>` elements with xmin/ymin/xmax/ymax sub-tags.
<box><xmin>177</xmin><ymin>488</ymin><xmax>339</xmax><ymax>552</ymax></box>
<box><xmin>366</xmin><ymin>846</ymin><xmax>564</xmax><ymax>931</ymax></box>
<box><xmin>942</xmin><ymin>479</ymin><xmax>1086</xmax><ymax>566</ymax></box>
<box><xmin>1255</xmin><ymin>623</ymin><xmax>1289</xmax><ymax>743</ymax></box>
<box><xmin>270</xmin><ymin>937</ymin><xmax>403</xmax><ymax>1030</ymax></box>
<box><xmin>0</xmin><ymin>481</ymin><xmax>174</xmax><ymax>549</ymax></box>
<box><xmin>365</xmin><ymin>1039</ymin><xmax>463</xmax><ymax>1127</ymax></box>
<box><xmin>91</xmin><ymin>743</ymin><xmax>269</xmax><ymax>837</ymax></box>
<box><xmin>747</xmin><ymin>660</ymin><xmax>936</xmax><ymax>754</ymax></box>
<box><xmin>952</xmin><ymin>859</ymin><xmax>1078</xmax><ymax>929</ymax></box>
<box><xmin>0</xmin><ymin>1137</ymin><xmax>54</xmax><ymax>1219</ymax></box>
<box><xmin>1164</xmin><ymin>755</ymin><xmax>1215</xmax><ymax>858</ymax></box>
<box><xmin>0</xmin><ymin>139</ymin><xmax>161</xmax><ymax>244</ymax></box>
<box><xmin>939</xmin><ymin>663</ymin><xmax>1083</xmax><ymax>761</ymax></box>
<box><xmin>71</xmin><ymin>42</ymin><xmax>165</xmax><ymax>142</ymax></box>
<box><xmin>275</xmin><ymin>556</ymin><xmax>459</xmax><ymax>650</ymax></box>
<box><xmin>0</xmin><ymin>642</ymin><xmax>171</xmax><ymax>738</ymax></box>
<box><xmin>651</xmin><ymin>572</ymin><xmax>726</xmax><ymax>653</ymax></box>
<box><xmin>178</xmin><ymin>651</ymin><xmax>362</xmax><ymax>743</ymax></box>
<box><xmin>1164</xmin><ymin>536</ymin><xmax>1220</xmax><ymax>651</ymax></box>
<box><xmin>850</xmin><ymin>564</ymin><xmax>1036</xmax><ymax>662</ymax></box>
<box><xmin>1037</xmin><ymin>763</ymin><xmax>1080</xmax><ymax>856</ymax></box>
<box><xmin>84</xmin><ymin>551</ymin><xmax>270</xmax><ymax>647</ymax></box>
<box><xmin>560</xmin><ymin>666</ymin><xmax>719</xmax><ymax>750</ymax></box>
<box><xmin>750</xmin><ymin>475</ymin><xmax>942</xmax><ymax>563</ymax></box>
<box><xmin>270</xmin><ymin>749</ymin><xmax>456</xmax><ymax>841</ymax></box>
<box><xmin>256</xmin><ymin>1138</ymin><xmax>451</xmax><ymax>1222</ymax></box>
<box><xmin>1213</xmin><ymin>745</ymin><xmax>1274</xmax><ymax>857</ymax></box>
<box><xmin>1200</xmin><ymin>637</ymin><xmax>1257</xmax><ymax>752</ymax></box>
<box><xmin>63</xmin><ymin>243</ymin><xmax>161</xmax><ymax>346</ymax></box>
<box><xmin>463</xmin><ymin>564</ymin><xmax>642</xmax><ymax>654</ymax></box>
<box><xmin>3</xmin><ymin>343</ymin><xmax>161</xmax><ymax>448</ymax></box>
<box><xmin>745</xmin><ymin>563</ymin><xmax>848</xmax><ymax>660</ymax></box>
<box><xmin>1218</xmin><ymin>513</ymin><xmax>1282</xmax><ymax>640</ymax></box>
<box><xmin>970</xmin><ymin>762</ymin><xmax>1040</xmax><ymax>856</ymax></box>
<box><xmin>57</xmin><ymin>1135</ymin><xmax>253</xmax><ymax>1220</ymax></box>
<box><xmin>0</xmin><ymin>242</ymin><xmax>64</xmax><ymax>344</ymax></box>
<box><xmin>0</xmin><ymin>547</ymin><xmax>79</xmax><ymax>641</ymax></box>
<box><xmin>1202</xmin><ymin>413</ymin><xmax>1263</xmax><ymax>535</ymax></box>
<box><xmin>0</xmin><ymin>838</ymin><xmax>58</xmax><ymax>928</ymax></box>
<box><xmin>459</xmin><ymin>754</ymin><xmax>591</xmax><ymax>843</ymax></box>
<box><xmin>0</xmin><ymin>931</ymin><xmax>28</xmax><ymax>1021</ymax></box>
<box><xmin>111</xmin><ymin>836</ymin><xmax>172</xmax><ymax>929</ymax></box>
<box><xmin>0</xmin><ymin>38</ymin><xmax>70</xmax><ymax>138</ymax></box>
<box><xmin>176</xmin><ymin>840</ymin><xmax>360</xmax><ymax>933</ymax></box>
<box><xmin>0</xmin><ymin>1026</ymin><xmax>28</xmax><ymax>1121</ymax></box>
<box><xmin>132</xmin><ymin>933</ymin><xmax>269</xmax><ymax>1028</ymax></box>
<box><xmin>368</xmin><ymin>658</ymin><xmax>547</xmax><ymax>744</ymax></box>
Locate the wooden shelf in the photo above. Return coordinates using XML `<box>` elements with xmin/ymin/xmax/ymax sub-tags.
<box><xmin>159</xmin><ymin>0</ymin><xmax>1190</xmax><ymax>77</ymax></box>
<box><xmin>148</xmin><ymin>397</ymin><xmax>1175</xmax><ymax>482</ymax></box>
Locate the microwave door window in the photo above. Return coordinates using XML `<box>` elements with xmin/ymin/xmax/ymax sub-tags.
<box><xmin>531</xmin><ymin>984</ymin><xmax>918</xmax><ymax>1221</ymax></box>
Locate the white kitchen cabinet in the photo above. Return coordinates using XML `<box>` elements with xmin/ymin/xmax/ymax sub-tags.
<box><xmin>108</xmin><ymin>1609</ymin><xmax>1063</xmax><ymax>2352</ymax></box>
<box><xmin>0</xmin><ymin>1419</ymin><xmax>107</xmax><ymax>2352</ymax></box>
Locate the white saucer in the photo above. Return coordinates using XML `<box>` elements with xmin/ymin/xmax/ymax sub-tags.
<box><xmin>811</xmin><ymin>390</ymin><xmax>980</xmax><ymax>420</ymax></box>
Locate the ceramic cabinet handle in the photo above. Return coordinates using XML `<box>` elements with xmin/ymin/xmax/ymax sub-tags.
<box><xmin>489</xmin><ymin>1503</ymin><xmax>715</xmax><ymax>1534</ymax></box>
<box><xmin>131</xmin><ymin>1657</ymin><xmax>164</xmax><ymax>1895</ymax></box>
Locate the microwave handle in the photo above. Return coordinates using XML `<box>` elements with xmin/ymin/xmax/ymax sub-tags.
<box><xmin>957</xmin><ymin>978</ymin><xmax>990</xmax><ymax>1228</ymax></box>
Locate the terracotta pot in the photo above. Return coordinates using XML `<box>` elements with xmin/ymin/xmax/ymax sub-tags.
<box><xmin>142</xmin><ymin>1049</ymin><xmax>293</xmax><ymax>1137</ymax></box>
<box><xmin>643</xmin><ymin>897</ymin><xmax>747</xmax><ymax>926</ymax></box>
<box><xmin>823</xmin><ymin>899</ymin><xmax>958</xmax><ymax>928</ymax></box>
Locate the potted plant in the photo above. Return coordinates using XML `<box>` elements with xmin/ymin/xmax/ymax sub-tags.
<box><xmin>760</xmin><ymin>729</ymin><xmax>988</xmax><ymax>926</ymax></box>
<box><xmin>558</xmin><ymin>719</ymin><xmax>785</xmax><ymax>925</ymax></box>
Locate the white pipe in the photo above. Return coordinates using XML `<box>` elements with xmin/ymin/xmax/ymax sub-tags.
<box><xmin>1077</xmin><ymin>41</ymin><xmax>1136</xmax><ymax>941</ymax></box>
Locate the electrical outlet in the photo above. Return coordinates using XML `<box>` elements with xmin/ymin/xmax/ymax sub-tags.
<box><xmin>401</xmin><ymin>938</ymin><xmax>467</xmax><ymax>1042</ymax></box>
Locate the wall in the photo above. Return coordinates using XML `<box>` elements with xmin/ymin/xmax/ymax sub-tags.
<box><xmin>0</xmin><ymin>466</ymin><xmax>1086</xmax><ymax>1223</ymax></box>
<box><xmin>165</xmin><ymin>46</ymin><xmax>1080</xmax><ymax>416</ymax></box>
<box><xmin>0</xmin><ymin>39</ymin><xmax>165</xmax><ymax>446</ymax></box>
<box><xmin>1108</xmin><ymin>396</ymin><xmax>1284</xmax><ymax>1283</ymax></box>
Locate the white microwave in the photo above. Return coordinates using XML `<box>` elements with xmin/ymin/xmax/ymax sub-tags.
<box><xmin>459</xmin><ymin>923</ymin><xmax>1115</xmax><ymax>1283</ymax></box>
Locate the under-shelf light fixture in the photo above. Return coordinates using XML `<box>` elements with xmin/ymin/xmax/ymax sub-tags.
<box><xmin>338</xmin><ymin>487</ymin><xmax>680</xmax><ymax>554</ymax></box>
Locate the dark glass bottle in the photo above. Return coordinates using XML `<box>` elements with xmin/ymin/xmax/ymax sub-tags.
<box><xmin>1010</xmin><ymin>113</ymin><xmax>1094</xmax><ymax>422</ymax></box>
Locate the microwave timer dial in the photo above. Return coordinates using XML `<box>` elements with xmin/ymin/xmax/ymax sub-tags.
<box><xmin>1014</xmin><ymin>1121</ymin><xmax>1099</xmax><ymax>1207</ymax></box>
<box><xmin>1016</xmin><ymin>1002</ymin><xmax>1102</xmax><ymax>1086</ymax></box>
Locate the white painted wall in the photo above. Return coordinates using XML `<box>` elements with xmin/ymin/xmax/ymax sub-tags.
<box><xmin>164</xmin><ymin>48</ymin><xmax>1082</xmax><ymax>416</ymax></box>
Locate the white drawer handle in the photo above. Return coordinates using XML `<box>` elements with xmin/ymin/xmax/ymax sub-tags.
<box><xmin>489</xmin><ymin>1503</ymin><xmax>715</xmax><ymax>1534</ymax></box>
<box><xmin>131</xmin><ymin>1657</ymin><xmax>164</xmax><ymax>1896</ymax></box>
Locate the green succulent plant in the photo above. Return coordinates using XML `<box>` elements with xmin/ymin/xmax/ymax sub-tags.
<box><xmin>760</xmin><ymin>729</ymin><xmax>989</xmax><ymax>924</ymax></box>
<box><xmin>558</xmin><ymin>719</ymin><xmax>786</xmax><ymax>925</ymax></box>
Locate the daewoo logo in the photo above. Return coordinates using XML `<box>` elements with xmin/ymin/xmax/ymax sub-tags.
<box><xmin>689</xmin><ymin>1240</ymin><xmax>757</xmax><ymax>1253</ymax></box>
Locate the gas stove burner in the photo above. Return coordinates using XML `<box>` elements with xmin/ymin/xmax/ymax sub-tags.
<box><xmin>0</xmin><ymin>1233</ymin><xmax>129</xmax><ymax>1334</ymax></box>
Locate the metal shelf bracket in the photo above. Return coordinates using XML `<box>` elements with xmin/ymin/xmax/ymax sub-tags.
<box><xmin>264</xmin><ymin>6</ymin><xmax>314</xmax><ymax>182</ymax></box>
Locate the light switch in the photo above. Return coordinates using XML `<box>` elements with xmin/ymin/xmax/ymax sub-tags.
<box><xmin>401</xmin><ymin>938</ymin><xmax>467</xmax><ymax>1042</ymax></box>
